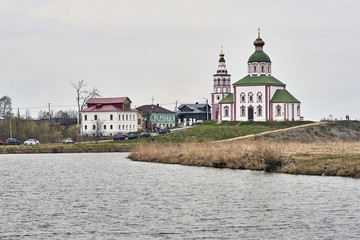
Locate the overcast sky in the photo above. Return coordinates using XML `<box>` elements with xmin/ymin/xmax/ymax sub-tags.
<box><xmin>1</xmin><ymin>0</ymin><xmax>359</xmax><ymax>120</ymax></box>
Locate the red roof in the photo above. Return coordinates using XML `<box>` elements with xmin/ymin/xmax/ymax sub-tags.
<box><xmin>81</xmin><ymin>97</ymin><xmax>136</xmax><ymax>112</ymax></box>
<box><xmin>86</xmin><ymin>97</ymin><xmax>130</xmax><ymax>104</ymax></box>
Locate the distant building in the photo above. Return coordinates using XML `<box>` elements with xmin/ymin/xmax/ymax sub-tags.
<box><xmin>81</xmin><ymin>97</ymin><xmax>138</xmax><ymax>136</ymax></box>
<box><xmin>136</xmin><ymin>104</ymin><xmax>176</xmax><ymax>130</ymax></box>
<box><xmin>177</xmin><ymin>103</ymin><xmax>211</xmax><ymax>126</ymax></box>
<box><xmin>137</xmin><ymin>110</ymin><xmax>145</xmax><ymax>131</ymax></box>
<box><xmin>211</xmin><ymin>30</ymin><xmax>301</xmax><ymax>121</ymax></box>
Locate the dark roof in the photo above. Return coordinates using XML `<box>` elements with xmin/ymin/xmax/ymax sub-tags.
<box><xmin>177</xmin><ymin>103</ymin><xmax>211</xmax><ymax>114</ymax></box>
<box><xmin>136</xmin><ymin>105</ymin><xmax>175</xmax><ymax>114</ymax></box>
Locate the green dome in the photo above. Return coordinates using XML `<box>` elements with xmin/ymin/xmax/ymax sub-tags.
<box><xmin>248</xmin><ymin>51</ymin><xmax>271</xmax><ymax>63</ymax></box>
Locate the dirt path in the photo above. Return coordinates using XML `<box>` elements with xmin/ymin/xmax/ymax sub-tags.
<box><xmin>215</xmin><ymin>122</ymin><xmax>327</xmax><ymax>143</ymax></box>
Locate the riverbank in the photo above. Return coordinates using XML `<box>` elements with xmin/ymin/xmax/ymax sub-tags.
<box><xmin>129</xmin><ymin>121</ymin><xmax>360</xmax><ymax>178</ymax></box>
<box><xmin>129</xmin><ymin>139</ymin><xmax>360</xmax><ymax>178</ymax></box>
<box><xmin>0</xmin><ymin>142</ymin><xmax>133</xmax><ymax>154</ymax></box>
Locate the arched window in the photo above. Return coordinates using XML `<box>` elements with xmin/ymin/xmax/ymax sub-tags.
<box><xmin>257</xmin><ymin>105</ymin><xmax>262</xmax><ymax>116</ymax></box>
<box><xmin>276</xmin><ymin>105</ymin><xmax>281</xmax><ymax>116</ymax></box>
<box><xmin>261</xmin><ymin>66</ymin><xmax>265</xmax><ymax>73</ymax></box>
<box><xmin>224</xmin><ymin>108</ymin><xmax>229</xmax><ymax>117</ymax></box>
<box><xmin>240</xmin><ymin>106</ymin><xmax>246</xmax><ymax>117</ymax></box>
<box><xmin>257</xmin><ymin>92</ymin><xmax>262</xmax><ymax>103</ymax></box>
<box><xmin>253</xmin><ymin>66</ymin><xmax>257</xmax><ymax>72</ymax></box>
<box><xmin>240</xmin><ymin>92</ymin><xmax>246</xmax><ymax>103</ymax></box>
<box><xmin>248</xmin><ymin>92</ymin><xmax>253</xmax><ymax>103</ymax></box>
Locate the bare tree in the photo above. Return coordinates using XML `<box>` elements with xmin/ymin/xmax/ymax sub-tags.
<box><xmin>93</xmin><ymin>118</ymin><xmax>104</xmax><ymax>143</ymax></box>
<box><xmin>0</xmin><ymin>96</ymin><xmax>12</xmax><ymax>117</ymax></box>
<box><xmin>72</xmin><ymin>80</ymin><xmax>100</xmax><ymax>124</ymax></box>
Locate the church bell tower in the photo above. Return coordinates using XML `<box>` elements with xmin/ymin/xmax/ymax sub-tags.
<box><xmin>211</xmin><ymin>49</ymin><xmax>231</xmax><ymax>120</ymax></box>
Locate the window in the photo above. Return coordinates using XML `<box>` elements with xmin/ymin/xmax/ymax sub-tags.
<box><xmin>119</xmin><ymin>115</ymin><xmax>121</xmax><ymax>121</ymax></box>
<box><xmin>257</xmin><ymin>92</ymin><xmax>262</xmax><ymax>103</ymax></box>
<box><xmin>92</xmin><ymin>125</ymin><xmax>95</xmax><ymax>130</ymax></box>
<box><xmin>104</xmin><ymin>125</ymin><xmax>106</xmax><ymax>130</ymax></box>
<box><xmin>224</xmin><ymin>108</ymin><xmax>229</xmax><ymax>117</ymax></box>
<box><xmin>241</xmin><ymin>108</ymin><xmax>246</xmax><ymax>117</ymax></box>
<box><xmin>297</xmin><ymin>106</ymin><xmax>301</xmax><ymax>116</ymax></box>
<box><xmin>276</xmin><ymin>106</ymin><xmax>281</xmax><ymax>116</ymax></box>
<box><xmin>84</xmin><ymin>115</ymin><xmax>87</xmax><ymax>121</ymax></box>
<box><xmin>258</xmin><ymin>107</ymin><xmax>262</xmax><ymax>116</ymax></box>
<box><xmin>119</xmin><ymin>125</ymin><xmax>121</xmax><ymax>129</ymax></box>
<box><xmin>94</xmin><ymin>115</ymin><xmax>97</xmax><ymax>120</ymax></box>
<box><xmin>138</xmin><ymin>119</ymin><xmax>141</xmax><ymax>125</ymax></box>
<box><xmin>248</xmin><ymin>93</ymin><xmax>253</xmax><ymax>103</ymax></box>
<box><xmin>110</xmin><ymin>114</ymin><xmax>113</xmax><ymax>120</ymax></box>
<box><xmin>122</xmin><ymin>115</ymin><xmax>124</xmax><ymax>121</ymax></box>
<box><xmin>217</xmin><ymin>96</ymin><xmax>220</xmax><ymax>100</ymax></box>
<box><xmin>84</xmin><ymin>125</ymin><xmax>87</xmax><ymax>130</ymax></box>
<box><xmin>254</xmin><ymin>66</ymin><xmax>257</xmax><ymax>72</ymax></box>
<box><xmin>261</xmin><ymin>66</ymin><xmax>265</xmax><ymax>73</ymax></box>
<box><xmin>126</xmin><ymin>115</ymin><xmax>128</xmax><ymax>121</ymax></box>
<box><xmin>110</xmin><ymin>125</ymin><xmax>113</xmax><ymax>130</ymax></box>
<box><xmin>240</xmin><ymin>92</ymin><xmax>246</xmax><ymax>103</ymax></box>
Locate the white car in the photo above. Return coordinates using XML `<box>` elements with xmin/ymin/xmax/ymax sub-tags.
<box><xmin>62</xmin><ymin>138</ymin><xmax>75</xmax><ymax>144</ymax></box>
<box><xmin>24</xmin><ymin>139</ymin><xmax>40</xmax><ymax>145</ymax></box>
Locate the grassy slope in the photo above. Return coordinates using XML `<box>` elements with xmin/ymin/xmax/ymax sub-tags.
<box><xmin>154</xmin><ymin>120</ymin><xmax>314</xmax><ymax>143</ymax></box>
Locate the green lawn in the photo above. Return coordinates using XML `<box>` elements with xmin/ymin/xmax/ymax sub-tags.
<box><xmin>153</xmin><ymin>120</ymin><xmax>314</xmax><ymax>143</ymax></box>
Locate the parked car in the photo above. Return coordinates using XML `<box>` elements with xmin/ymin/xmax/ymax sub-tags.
<box><xmin>113</xmin><ymin>134</ymin><xmax>127</xmax><ymax>141</ymax></box>
<box><xmin>139</xmin><ymin>132</ymin><xmax>151</xmax><ymax>138</ymax></box>
<box><xmin>158</xmin><ymin>128</ymin><xmax>170</xmax><ymax>134</ymax></box>
<box><xmin>62</xmin><ymin>138</ymin><xmax>75</xmax><ymax>144</ymax></box>
<box><xmin>5</xmin><ymin>138</ymin><xmax>21</xmax><ymax>145</ymax></box>
<box><xmin>24</xmin><ymin>139</ymin><xmax>40</xmax><ymax>145</ymax></box>
<box><xmin>127</xmin><ymin>134</ymin><xmax>139</xmax><ymax>140</ymax></box>
<box><xmin>0</xmin><ymin>140</ymin><xmax>4</xmax><ymax>145</ymax></box>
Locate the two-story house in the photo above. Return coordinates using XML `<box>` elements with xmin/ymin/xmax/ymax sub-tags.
<box><xmin>81</xmin><ymin>97</ymin><xmax>138</xmax><ymax>136</ymax></box>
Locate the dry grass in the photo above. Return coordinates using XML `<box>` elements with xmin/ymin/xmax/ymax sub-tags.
<box><xmin>129</xmin><ymin>140</ymin><xmax>360</xmax><ymax>178</ymax></box>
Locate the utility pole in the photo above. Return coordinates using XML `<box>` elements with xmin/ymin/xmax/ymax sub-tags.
<box><xmin>203</xmin><ymin>98</ymin><xmax>209</xmax><ymax>121</ymax></box>
<box><xmin>174</xmin><ymin>100</ymin><xmax>179</xmax><ymax>111</ymax></box>
<box><xmin>48</xmin><ymin>103</ymin><xmax>51</xmax><ymax>122</ymax></box>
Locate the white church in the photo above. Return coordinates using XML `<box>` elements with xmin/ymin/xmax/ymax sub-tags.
<box><xmin>211</xmin><ymin>31</ymin><xmax>301</xmax><ymax>122</ymax></box>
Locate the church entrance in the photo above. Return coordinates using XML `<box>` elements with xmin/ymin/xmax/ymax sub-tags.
<box><xmin>248</xmin><ymin>107</ymin><xmax>254</xmax><ymax>121</ymax></box>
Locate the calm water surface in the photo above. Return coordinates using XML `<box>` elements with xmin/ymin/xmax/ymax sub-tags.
<box><xmin>0</xmin><ymin>153</ymin><xmax>359</xmax><ymax>239</ymax></box>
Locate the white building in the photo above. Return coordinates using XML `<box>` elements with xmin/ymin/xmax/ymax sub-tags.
<box><xmin>211</xmin><ymin>31</ymin><xmax>301</xmax><ymax>122</ymax></box>
<box><xmin>81</xmin><ymin>97</ymin><xmax>138</xmax><ymax>136</ymax></box>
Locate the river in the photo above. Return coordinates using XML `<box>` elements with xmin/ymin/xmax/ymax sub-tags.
<box><xmin>0</xmin><ymin>153</ymin><xmax>359</xmax><ymax>239</ymax></box>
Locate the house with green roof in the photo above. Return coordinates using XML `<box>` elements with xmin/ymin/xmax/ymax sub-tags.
<box><xmin>211</xmin><ymin>30</ymin><xmax>301</xmax><ymax>122</ymax></box>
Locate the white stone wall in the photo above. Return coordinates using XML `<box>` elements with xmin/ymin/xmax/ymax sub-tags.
<box><xmin>82</xmin><ymin>111</ymin><xmax>138</xmax><ymax>136</ymax></box>
<box><xmin>234</xmin><ymin>85</ymin><xmax>266</xmax><ymax>121</ymax></box>
<box><xmin>271</xmin><ymin>103</ymin><xmax>301</xmax><ymax>121</ymax></box>
<box><xmin>220</xmin><ymin>103</ymin><xmax>232</xmax><ymax>121</ymax></box>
